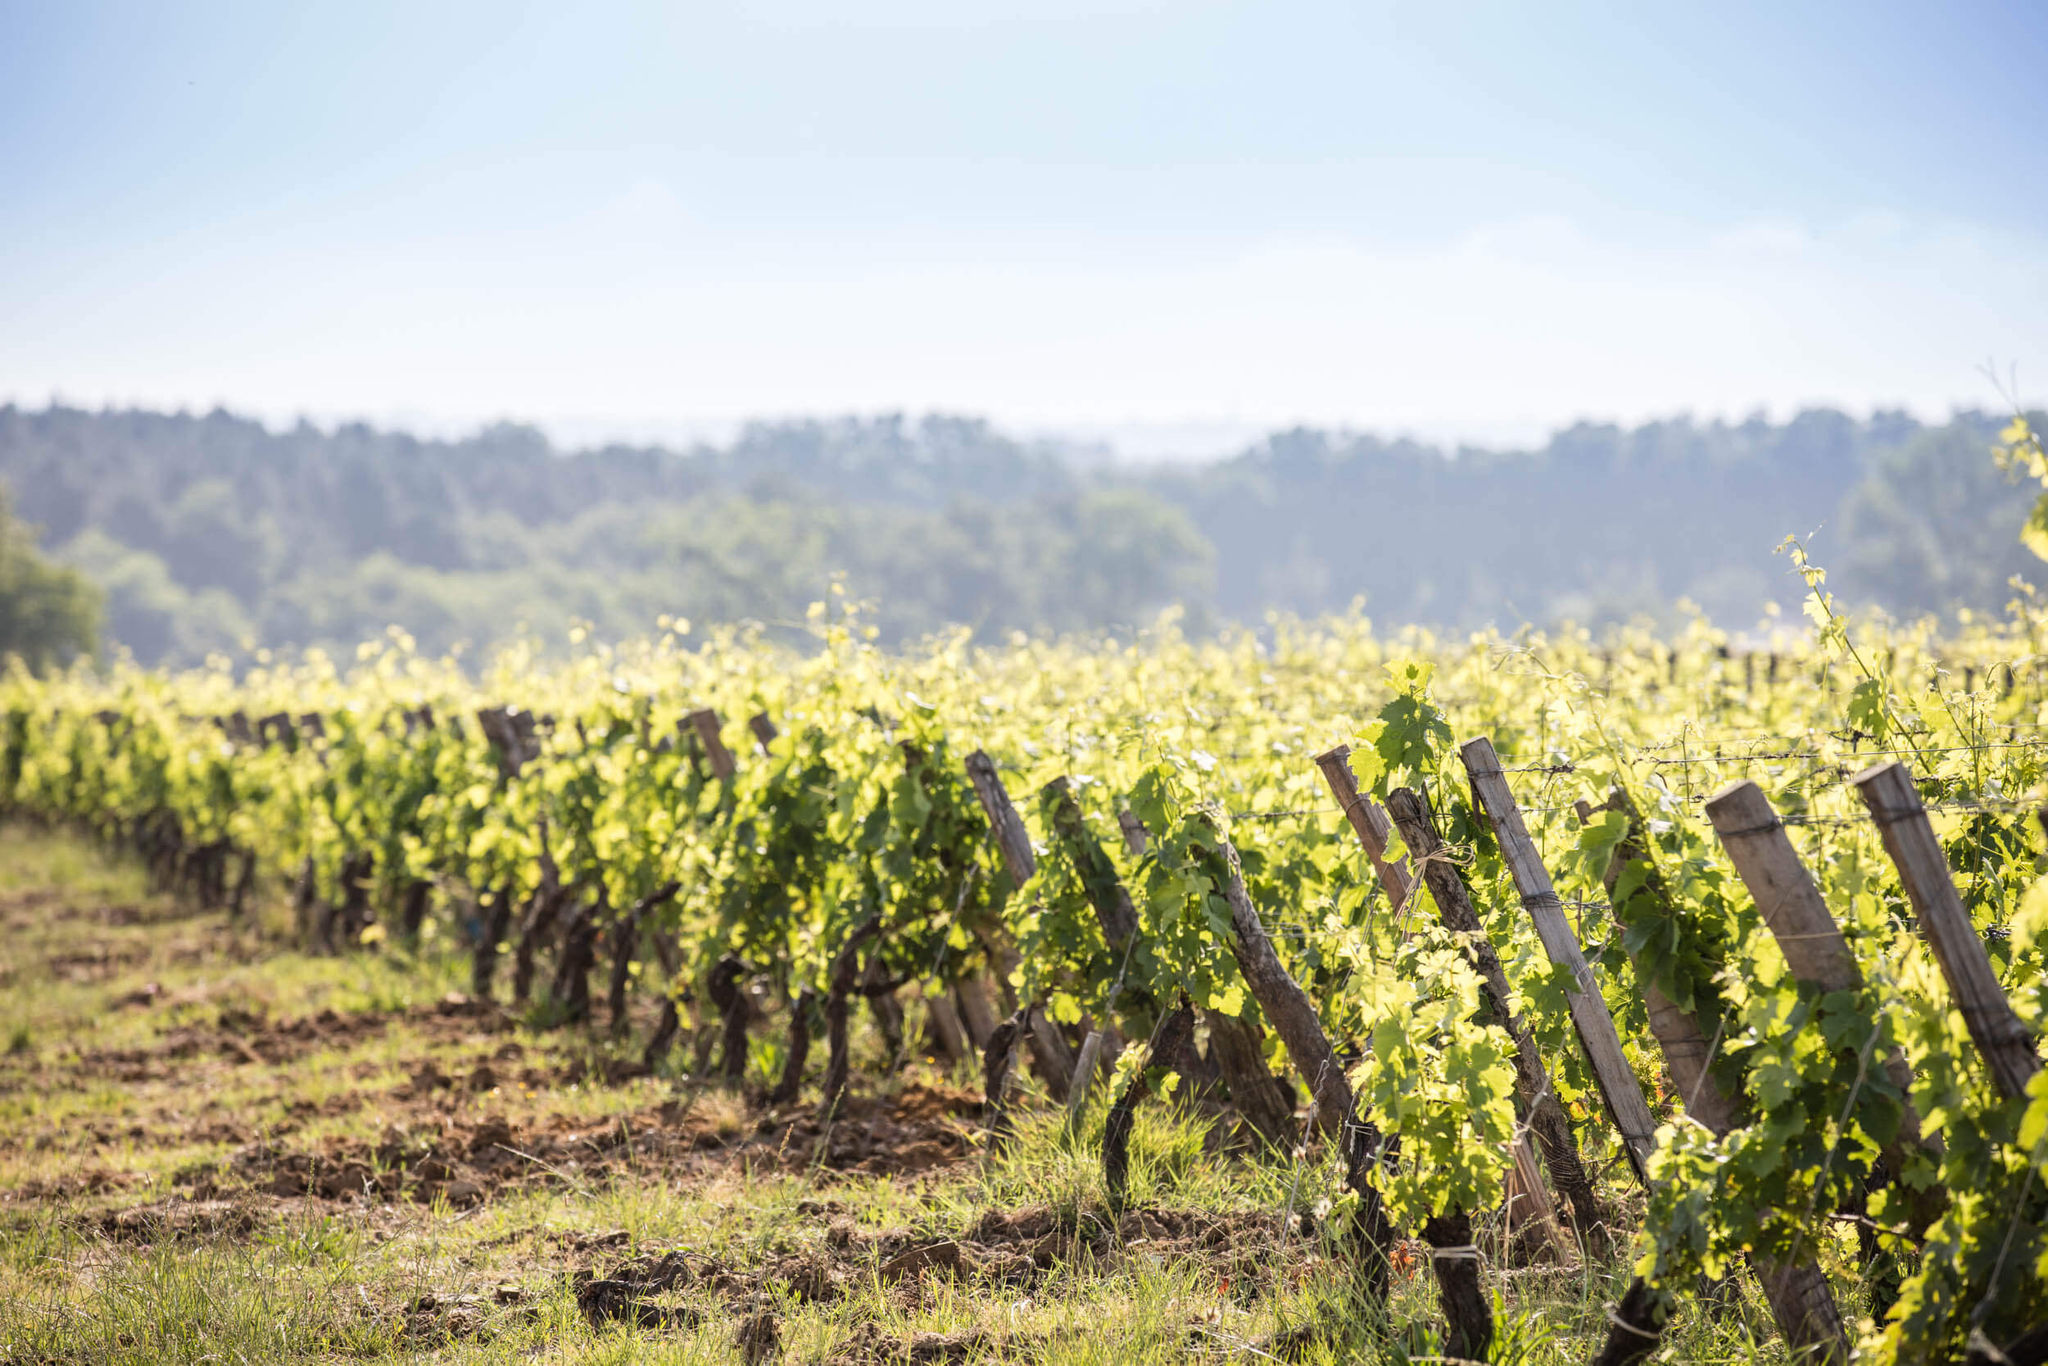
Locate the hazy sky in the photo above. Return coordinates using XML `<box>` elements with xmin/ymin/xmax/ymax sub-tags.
<box><xmin>5</xmin><ymin>0</ymin><xmax>2048</xmax><ymax>454</ymax></box>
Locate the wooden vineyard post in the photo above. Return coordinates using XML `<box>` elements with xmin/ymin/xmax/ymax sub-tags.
<box><xmin>1040</xmin><ymin>777</ymin><xmax>1140</xmax><ymax>948</ymax></box>
<box><xmin>1584</xmin><ymin>790</ymin><xmax>1847</xmax><ymax>1366</ymax></box>
<box><xmin>687</xmin><ymin>709</ymin><xmax>737</xmax><ymax>781</ymax></box>
<box><xmin>747</xmin><ymin>712</ymin><xmax>777</xmax><ymax>754</ymax></box>
<box><xmin>1202</xmin><ymin>821</ymin><xmax>1404</xmax><ymax>1312</ymax></box>
<box><xmin>1460</xmin><ymin>737</ymin><xmax>1661</xmax><ymax>1187</ymax></box>
<box><xmin>965</xmin><ymin>750</ymin><xmax>1037</xmax><ymax>886</ymax></box>
<box><xmin>1099</xmin><ymin>795</ymin><xmax>1281</xmax><ymax>1139</ymax></box>
<box><xmin>1703</xmin><ymin>781</ymin><xmax>1863</xmax><ymax>986</ymax></box>
<box><xmin>1704</xmin><ymin>778</ymin><xmax>1943</xmax><ymax>1229</ymax></box>
<box><xmin>962</xmin><ymin>751</ymin><xmax>1035</xmax><ymax>1022</ymax></box>
<box><xmin>1678</xmin><ymin>777</ymin><xmax>1876</xmax><ymax>1365</ymax></box>
<box><xmin>961</xmin><ymin>750</ymin><xmax>1071</xmax><ymax>1104</ymax></box>
<box><xmin>1213</xmin><ymin>818</ymin><xmax>1533</xmax><ymax>1366</ymax></box>
<box><xmin>953</xmin><ymin>979</ymin><xmax>998</xmax><ymax>1050</ymax></box>
<box><xmin>1851</xmin><ymin>761</ymin><xmax>2043</xmax><ymax>1100</ymax></box>
<box><xmin>1039</xmin><ymin>777</ymin><xmax>1132</xmax><ymax>1115</ymax></box>
<box><xmin>922</xmin><ymin>989</ymin><xmax>970</xmax><ymax>1068</ymax></box>
<box><xmin>1116</xmin><ymin>808</ymin><xmax>1148</xmax><ymax>857</ymax></box>
<box><xmin>956</xmin><ymin>753</ymin><xmax>1028</xmax><ymax>1032</ymax></box>
<box><xmin>1320</xmin><ymin>742</ymin><xmax>1567</xmax><ymax>1259</ymax></box>
<box><xmin>1577</xmin><ymin>797</ymin><xmax>1739</xmax><ymax>1129</ymax></box>
<box><xmin>1385</xmin><ymin>785</ymin><xmax>1609</xmax><ymax>1240</ymax></box>
<box><xmin>1312</xmin><ymin>744</ymin><xmax>1412</xmax><ymax>910</ymax></box>
<box><xmin>1501</xmin><ymin>1137</ymin><xmax>1574</xmax><ymax>1267</ymax></box>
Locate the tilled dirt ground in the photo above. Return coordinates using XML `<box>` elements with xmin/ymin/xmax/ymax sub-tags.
<box><xmin>8</xmin><ymin>973</ymin><xmax>987</xmax><ymax>1210</ymax></box>
<box><xmin>152</xmin><ymin>1073</ymin><xmax>983</xmax><ymax>1210</ymax></box>
<box><xmin>0</xmin><ymin>838</ymin><xmax>1502</xmax><ymax>1365</ymax></box>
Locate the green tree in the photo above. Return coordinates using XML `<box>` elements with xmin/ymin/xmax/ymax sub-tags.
<box><xmin>1837</xmin><ymin>418</ymin><xmax>2035</xmax><ymax>614</ymax></box>
<box><xmin>0</xmin><ymin>487</ymin><xmax>99</xmax><ymax>671</ymax></box>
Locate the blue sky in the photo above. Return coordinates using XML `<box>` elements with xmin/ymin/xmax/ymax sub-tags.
<box><xmin>4</xmin><ymin>0</ymin><xmax>2047</xmax><ymax>453</ymax></box>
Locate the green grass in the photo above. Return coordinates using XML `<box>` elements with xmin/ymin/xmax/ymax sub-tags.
<box><xmin>0</xmin><ymin>825</ymin><xmax>1832</xmax><ymax>1363</ymax></box>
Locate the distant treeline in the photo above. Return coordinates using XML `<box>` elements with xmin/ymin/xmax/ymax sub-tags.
<box><xmin>0</xmin><ymin>402</ymin><xmax>2031</xmax><ymax>666</ymax></box>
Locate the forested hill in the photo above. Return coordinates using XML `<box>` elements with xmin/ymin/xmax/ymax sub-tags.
<box><xmin>0</xmin><ymin>402</ymin><xmax>2029</xmax><ymax>665</ymax></box>
<box><xmin>1161</xmin><ymin>409</ymin><xmax>2028</xmax><ymax>628</ymax></box>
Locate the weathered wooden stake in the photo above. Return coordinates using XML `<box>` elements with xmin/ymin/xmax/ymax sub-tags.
<box><xmin>1451</xmin><ymin>713</ymin><xmax>1577</xmax><ymax>1257</ymax></box>
<box><xmin>1039</xmin><ymin>776</ymin><xmax>1139</xmax><ymax>1114</ymax></box>
<box><xmin>1116</xmin><ymin>808</ymin><xmax>1149</xmax><ymax>857</ymax></box>
<box><xmin>965</xmin><ymin>750</ymin><xmax>1036</xmax><ymax>886</ymax></box>
<box><xmin>960</xmin><ymin>750</ymin><xmax>1070</xmax><ymax>1102</ymax></box>
<box><xmin>1386</xmin><ymin>784</ymin><xmax>1608</xmax><ymax>1239</ymax></box>
<box><xmin>1040</xmin><ymin>777</ymin><xmax>1140</xmax><ymax>948</ymax></box>
<box><xmin>1113</xmin><ymin>797</ymin><xmax>1285</xmax><ymax>1137</ymax></box>
<box><xmin>1400</xmin><ymin>762</ymin><xmax>1607</xmax><ymax>1294</ymax></box>
<box><xmin>922</xmin><ymin>988</ymin><xmax>969</xmax><ymax>1067</ymax></box>
<box><xmin>1585</xmin><ymin>791</ymin><xmax>1847</xmax><ymax>1366</ymax></box>
<box><xmin>1503</xmin><ymin>1133</ymin><xmax>1574</xmax><ymax>1266</ymax></box>
<box><xmin>954</xmin><ymin>979</ymin><xmax>998</xmax><ymax>1050</ymax></box>
<box><xmin>1312</xmin><ymin>744</ymin><xmax>1411</xmax><ymax>910</ymax></box>
<box><xmin>1705</xmin><ymin>778</ymin><xmax>1944</xmax><ymax>1221</ymax></box>
<box><xmin>1204</xmin><ymin>821</ymin><xmax>1399</xmax><ymax>1302</ymax></box>
<box><xmin>1852</xmin><ymin>761</ymin><xmax>2042</xmax><ymax>1100</ymax></box>
<box><xmin>1066</xmin><ymin>1030</ymin><xmax>1107</xmax><ymax>1119</ymax></box>
<box><xmin>687</xmin><ymin>709</ymin><xmax>737</xmax><ymax>780</ymax></box>
<box><xmin>1578</xmin><ymin>798</ymin><xmax>1739</xmax><ymax>1131</ymax></box>
<box><xmin>1460</xmin><ymin>737</ymin><xmax>1659</xmax><ymax>1184</ymax></box>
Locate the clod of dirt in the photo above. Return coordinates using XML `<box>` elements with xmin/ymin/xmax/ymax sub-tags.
<box><xmin>419</xmin><ymin>1177</ymin><xmax>485</xmax><ymax>1207</ymax></box>
<box><xmin>737</xmin><ymin>1307</ymin><xmax>781</xmax><ymax>1364</ymax></box>
<box><xmin>880</xmin><ymin>1239</ymin><xmax>972</xmax><ymax>1282</ymax></box>
<box><xmin>828</xmin><ymin>1324</ymin><xmax>1018</xmax><ymax>1365</ymax></box>
<box><xmin>468</xmin><ymin>1117</ymin><xmax>518</xmax><ymax>1157</ymax></box>
<box><xmin>560</xmin><ymin>1227</ymin><xmax>630</xmax><ymax>1252</ymax></box>
<box><xmin>1116</xmin><ymin>1210</ymin><xmax>1177</xmax><ymax>1242</ymax></box>
<box><xmin>404</xmin><ymin>1293</ymin><xmax>493</xmax><ymax>1343</ymax></box>
<box><xmin>400</xmin><ymin>1061</ymin><xmax>453</xmax><ymax>1097</ymax></box>
<box><xmin>10</xmin><ymin>1169</ymin><xmax>136</xmax><ymax>1202</ymax></box>
<box><xmin>96</xmin><ymin>1199</ymin><xmax>260</xmax><ymax>1240</ymax></box>
<box><xmin>575</xmin><ymin>1278</ymin><xmax>700</xmax><ymax>1330</ymax></box>
<box><xmin>112</xmin><ymin>982</ymin><xmax>162</xmax><ymax>1009</ymax></box>
<box><xmin>604</xmin><ymin>1249</ymin><xmax>698</xmax><ymax>1294</ymax></box>
<box><xmin>771</xmin><ymin>1251</ymin><xmax>843</xmax><ymax>1304</ymax></box>
<box><xmin>252</xmin><ymin>1155</ymin><xmax>380</xmax><ymax>1201</ymax></box>
<box><xmin>972</xmin><ymin>1205</ymin><xmax>1059</xmax><ymax>1243</ymax></box>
